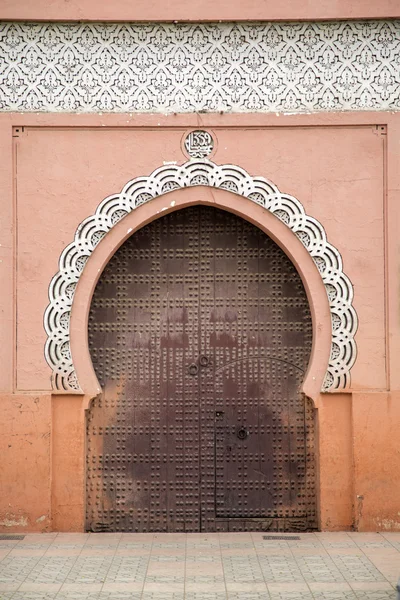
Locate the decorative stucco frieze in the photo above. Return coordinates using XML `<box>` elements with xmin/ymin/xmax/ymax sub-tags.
<box><xmin>0</xmin><ymin>20</ymin><xmax>400</xmax><ymax>113</ymax></box>
<box><xmin>44</xmin><ymin>160</ymin><xmax>357</xmax><ymax>393</ymax></box>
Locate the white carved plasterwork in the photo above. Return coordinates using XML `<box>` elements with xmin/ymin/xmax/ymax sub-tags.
<box><xmin>0</xmin><ymin>21</ymin><xmax>400</xmax><ymax>113</ymax></box>
<box><xmin>44</xmin><ymin>160</ymin><xmax>357</xmax><ymax>393</ymax></box>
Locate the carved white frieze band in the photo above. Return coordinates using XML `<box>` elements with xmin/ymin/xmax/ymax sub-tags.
<box><xmin>44</xmin><ymin>160</ymin><xmax>357</xmax><ymax>393</ymax></box>
<box><xmin>1</xmin><ymin>20</ymin><xmax>400</xmax><ymax>113</ymax></box>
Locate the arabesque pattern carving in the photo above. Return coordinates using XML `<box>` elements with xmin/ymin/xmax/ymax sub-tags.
<box><xmin>44</xmin><ymin>160</ymin><xmax>357</xmax><ymax>393</ymax></box>
<box><xmin>1</xmin><ymin>21</ymin><xmax>400</xmax><ymax>112</ymax></box>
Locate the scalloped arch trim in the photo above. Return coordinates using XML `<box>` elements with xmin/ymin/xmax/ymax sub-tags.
<box><xmin>44</xmin><ymin>160</ymin><xmax>357</xmax><ymax>392</ymax></box>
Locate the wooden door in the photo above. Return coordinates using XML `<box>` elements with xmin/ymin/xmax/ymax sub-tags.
<box><xmin>86</xmin><ymin>206</ymin><xmax>315</xmax><ymax>532</ymax></box>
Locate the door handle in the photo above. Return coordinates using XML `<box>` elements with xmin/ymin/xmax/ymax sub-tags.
<box><xmin>188</xmin><ymin>363</ymin><xmax>199</xmax><ymax>376</ymax></box>
<box><xmin>199</xmin><ymin>355</ymin><xmax>209</xmax><ymax>367</ymax></box>
<box><xmin>237</xmin><ymin>426</ymin><xmax>249</xmax><ymax>440</ymax></box>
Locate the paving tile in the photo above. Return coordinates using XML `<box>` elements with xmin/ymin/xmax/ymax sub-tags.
<box><xmin>144</xmin><ymin>573</ymin><xmax>185</xmax><ymax>584</ymax></box>
<box><xmin>8</xmin><ymin>549</ymin><xmax>51</xmax><ymax>557</ymax></box>
<box><xmin>220</xmin><ymin>541</ymin><xmax>255</xmax><ymax>549</ymax></box>
<box><xmin>289</xmin><ymin>540</ymin><xmax>325</xmax><ymax>549</ymax></box>
<box><xmin>381</xmin><ymin>532</ymin><xmax>400</xmax><ymax>551</ymax></box>
<box><xmin>141</xmin><ymin>582</ymin><xmax>185</xmax><ymax>592</ymax></box>
<box><xmin>320</xmin><ymin>542</ymin><xmax>359</xmax><ymax>549</ymax></box>
<box><xmin>151</xmin><ymin>542</ymin><xmax>185</xmax><ymax>549</ymax></box>
<box><xmin>186</xmin><ymin>593</ymin><xmax>227</xmax><ymax>600</ymax></box>
<box><xmin>185</xmin><ymin>574</ymin><xmax>225</xmax><ymax>584</ymax></box>
<box><xmin>308</xmin><ymin>583</ymin><xmax>354</xmax><ymax>593</ymax></box>
<box><xmin>56</xmin><ymin>593</ymin><xmax>101</xmax><ymax>600</ymax></box>
<box><xmin>148</xmin><ymin>553</ymin><xmax>185</xmax><ymax>562</ymax></box>
<box><xmin>252</xmin><ymin>540</ymin><xmax>291</xmax><ymax>551</ymax></box>
<box><xmin>219</xmin><ymin>534</ymin><xmax>252</xmax><ymax>540</ymax></box>
<box><xmin>48</xmin><ymin>542</ymin><xmax>87</xmax><ymax>549</ymax></box>
<box><xmin>258</xmin><ymin>555</ymin><xmax>305</xmax><ymax>583</ymax></box>
<box><xmin>316</xmin><ymin>535</ymin><xmax>357</xmax><ymax>549</ymax></box>
<box><xmin>295</xmin><ymin>555</ymin><xmax>346</xmax><ymax>583</ymax></box>
<box><xmin>44</xmin><ymin>548</ymin><xmax>84</xmax><ymax>557</ymax></box>
<box><xmin>228</xmin><ymin>593</ymin><xmax>269</xmax><ymax>600</ymax></box>
<box><xmin>98</xmin><ymin>593</ymin><xmax>142</xmax><ymax>600</ymax></box>
<box><xmin>81</xmin><ymin>546</ymin><xmax>119</xmax><ymax>552</ymax></box>
<box><xmin>185</xmin><ymin>583</ymin><xmax>227</xmax><ymax>593</ymax></box>
<box><xmin>114</xmin><ymin>548</ymin><xmax>152</xmax><ymax>557</ymax></box>
<box><xmin>101</xmin><ymin>583</ymin><xmax>144</xmax><ymax>592</ymax></box>
<box><xmin>0</xmin><ymin>542</ymin><xmax>20</xmax><ymax>550</ymax></box>
<box><xmin>59</xmin><ymin>583</ymin><xmax>103</xmax><ymax>592</ymax></box>
<box><xmin>225</xmin><ymin>583</ymin><xmax>268</xmax><ymax>592</ymax></box>
<box><xmin>17</xmin><ymin>583</ymin><xmax>62</xmax><ymax>592</ymax></box>
<box><xmin>87</xmin><ymin>535</ymin><xmax>122</xmax><ymax>542</ymax></box>
<box><xmin>185</xmin><ymin>554</ymin><xmax>217</xmax><ymax>562</ymax></box>
<box><xmin>19</xmin><ymin>535</ymin><xmax>57</xmax><ymax>544</ymax></box>
<box><xmin>222</xmin><ymin>556</ymin><xmax>264</xmax><ymax>583</ymax></box>
<box><xmin>104</xmin><ymin>557</ymin><xmax>149</xmax><ymax>584</ymax></box>
<box><xmin>80</xmin><ymin>549</ymin><xmax>116</xmax><ymax>557</ymax></box>
<box><xmin>186</xmin><ymin>543</ymin><xmax>220</xmax><ymax>551</ymax></box>
<box><xmin>50</xmin><ymin>543</ymin><xmax>88</xmax><ymax>550</ymax></box>
<box><xmin>118</xmin><ymin>536</ymin><xmax>153</xmax><ymax>543</ymax></box>
<box><xmin>353</xmin><ymin>592</ymin><xmax>396</xmax><ymax>599</ymax></box>
<box><xmin>268</xmin><ymin>592</ymin><xmax>313</xmax><ymax>600</ymax></box>
<box><xmin>291</xmin><ymin>546</ymin><xmax>331</xmax><ymax>556</ymax></box>
<box><xmin>141</xmin><ymin>593</ymin><xmax>184</xmax><ymax>600</ymax></box>
<box><xmin>23</xmin><ymin>557</ymin><xmax>76</xmax><ymax>584</ymax></box>
<box><xmin>330</xmin><ymin>555</ymin><xmax>387</xmax><ymax>582</ymax></box>
<box><xmin>0</xmin><ymin>556</ymin><xmax>40</xmax><ymax>583</ymax></box>
<box><xmin>348</xmin><ymin>581</ymin><xmax>395</xmax><ymax>591</ymax></box>
<box><xmin>187</xmin><ymin>537</ymin><xmax>220</xmax><ymax>544</ymax></box>
<box><xmin>54</xmin><ymin>533</ymin><xmax>90</xmax><ymax>540</ymax></box>
<box><xmin>64</xmin><ymin>557</ymin><xmax>114</xmax><ymax>584</ymax></box>
<box><xmin>117</xmin><ymin>542</ymin><xmax>153</xmax><ymax>550</ymax></box>
<box><xmin>347</xmin><ymin>534</ymin><xmax>393</xmax><ymax>549</ymax></box>
<box><xmin>221</xmin><ymin>548</ymin><xmax>259</xmax><ymax>558</ymax></box>
<box><xmin>355</xmin><ymin>541</ymin><xmax>394</xmax><ymax>549</ymax></box>
<box><xmin>267</xmin><ymin>583</ymin><xmax>311</xmax><ymax>595</ymax></box>
<box><xmin>324</xmin><ymin>549</ymin><xmax>364</xmax><ymax>557</ymax></box>
<box><xmin>312</xmin><ymin>592</ymin><xmax>357</xmax><ymax>599</ymax></box>
<box><xmin>0</xmin><ymin>583</ymin><xmax>21</xmax><ymax>592</ymax></box>
<box><xmin>10</xmin><ymin>593</ymin><xmax>59</xmax><ymax>599</ymax></box>
<box><xmin>255</xmin><ymin>548</ymin><xmax>293</xmax><ymax>559</ymax></box>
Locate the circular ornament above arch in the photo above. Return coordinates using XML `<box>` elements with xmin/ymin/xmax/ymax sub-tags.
<box><xmin>44</xmin><ymin>159</ymin><xmax>357</xmax><ymax>393</ymax></box>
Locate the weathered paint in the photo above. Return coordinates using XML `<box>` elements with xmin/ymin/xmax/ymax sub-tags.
<box><xmin>0</xmin><ymin>395</ymin><xmax>51</xmax><ymax>532</ymax></box>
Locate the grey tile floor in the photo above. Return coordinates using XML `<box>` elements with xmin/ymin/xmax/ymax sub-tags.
<box><xmin>0</xmin><ymin>532</ymin><xmax>398</xmax><ymax>599</ymax></box>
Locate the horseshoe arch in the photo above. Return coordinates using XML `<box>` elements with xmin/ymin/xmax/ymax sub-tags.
<box><xmin>44</xmin><ymin>160</ymin><xmax>357</xmax><ymax>394</ymax></box>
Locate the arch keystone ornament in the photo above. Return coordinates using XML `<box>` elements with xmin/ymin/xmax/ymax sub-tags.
<box><xmin>44</xmin><ymin>160</ymin><xmax>357</xmax><ymax>393</ymax></box>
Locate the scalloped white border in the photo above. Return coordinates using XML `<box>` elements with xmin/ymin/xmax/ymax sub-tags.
<box><xmin>44</xmin><ymin>159</ymin><xmax>357</xmax><ymax>392</ymax></box>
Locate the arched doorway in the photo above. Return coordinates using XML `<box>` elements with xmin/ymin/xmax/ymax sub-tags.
<box><xmin>86</xmin><ymin>206</ymin><xmax>316</xmax><ymax>532</ymax></box>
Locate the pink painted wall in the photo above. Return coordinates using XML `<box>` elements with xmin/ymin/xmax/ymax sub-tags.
<box><xmin>0</xmin><ymin>111</ymin><xmax>399</xmax><ymax>532</ymax></box>
<box><xmin>1</xmin><ymin>0</ymin><xmax>398</xmax><ymax>21</ymax></box>
<box><xmin>0</xmin><ymin>395</ymin><xmax>51</xmax><ymax>531</ymax></box>
<box><xmin>15</xmin><ymin>124</ymin><xmax>386</xmax><ymax>392</ymax></box>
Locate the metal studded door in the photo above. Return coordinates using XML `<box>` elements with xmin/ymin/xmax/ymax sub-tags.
<box><xmin>86</xmin><ymin>206</ymin><xmax>315</xmax><ymax>532</ymax></box>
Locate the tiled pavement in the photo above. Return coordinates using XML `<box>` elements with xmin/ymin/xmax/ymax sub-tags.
<box><xmin>0</xmin><ymin>532</ymin><xmax>399</xmax><ymax>599</ymax></box>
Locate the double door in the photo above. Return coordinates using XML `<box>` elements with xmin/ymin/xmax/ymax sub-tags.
<box><xmin>86</xmin><ymin>206</ymin><xmax>316</xmax><ymax>532</ymax></box>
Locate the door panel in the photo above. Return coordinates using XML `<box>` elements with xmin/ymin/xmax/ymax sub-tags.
<box><xmin>215</xmin><ymin>360</ymin><xmax>307</xmax><ymax>518</ymax></box>
<box><xmin>86</xmin><ymin>206</ymin><xmax>315</xmax><ymax>532</ymax></box>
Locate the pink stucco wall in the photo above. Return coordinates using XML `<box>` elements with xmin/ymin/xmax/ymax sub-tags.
<box><xmin>1</xmin><ymin>0</ymin><xmax>398</xmax><ymax>21</ymax></box>
<box><xmin>14</xmin><ymin>122</ymin><xmax>385</xmax><ymax>393</ymax></box>
<box><xmin>0</xmin><ymin>110</ymin><xmax>399</xmax><ymax>532</ymax></box>
<box><xmin>0</xmin><ymin>0</ymin><xmax>400</xmax><ymax>533</ymax></box>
